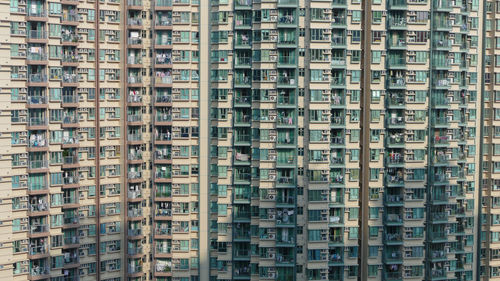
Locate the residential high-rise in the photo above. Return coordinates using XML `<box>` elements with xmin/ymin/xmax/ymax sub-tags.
<box><xmin>0</xmin><ymin>0</ymin><xmax>497</xmax><ymax>280</ymax></box>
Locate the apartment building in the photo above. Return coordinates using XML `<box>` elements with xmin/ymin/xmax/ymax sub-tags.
<box><xmin>0</xmin><ymin>0</ymin><xmax>498</xmax><ymax>280</ymax></box>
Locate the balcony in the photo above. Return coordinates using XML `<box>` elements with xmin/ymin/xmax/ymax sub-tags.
<box><xmin>155</xmin><ymin>228</ymin><xmax>172</xmax><ymax>236</ymax></box>
<box><xmin>62</xmin><ymin>155</ymin><xmax>78</xmax><ymax>166</ymax></box>
<box><xmin>63</xmin><ymin>236</ymin><xmax>79</xmax><ymax>246</ymax></box>
<box><xmin>63</xmin><ymin>253</ymin><xmax>79</xmax><ymax>266</ymax></box>
<box><xmin>128</xmin><ymin>228</ymin><xmax>143</xmax><ymax>237</ymax></box>
<box><xmin>28</xmin><ymin>74</ymin><xmax>48</xmax><ymax>84</ymax></box>
<box><xmin>331</xmin><ymin>36</ymin><xmax>346</xmax><ymax>47</ymax></box>
<box><xmin>28</xmin><ymin>30</ymin><xmax>47</xmax><ymax>41</ymax></box>
<box><xmin>28</xmin><ymin>160</ymin><xmax>48</xmax><ymax>170</ymax></box>
<box><xmin>128</xmin><ymin>246</ymin><xmax>143</xmax><ymax>255</ymax></box>
<box><xmin>63</xmin><ymin>175</ymin><xmax>79</xmax><ymax>185</ymax></box>
<box><xmin>127</xmin><ymin>0</ymin><xmax>142</xmax><ymax>7</ymax></box>
<box><xmin>62</xmin><ymin>13</ymin><xmax>79</xmax><ymax>24</ymax></box>
<box><xmin>155</xmin><ymin>95</ymin><xmax>172</xmax><ymax>104</ymax></box>
<box><xmin>29</xmin><ymin>202</ymin><xmax>48</xmax><ymax>213</ymax></box>
<box><xmin>388</xmin><ymin>38</ymin><xmax>406</xmax><ymax>49</ymax></box>
<box><xmin>330</xmin><ymin>77</ymin><xmax>345</xmax><ymax>87</ymax></box>
<box><xmin>385</xmin><ymin>272</ymin><xmax>403</xmax><ymax>281</ymax></box>
<box><xmin>433</xmin><ymin>0</ymin><xmax>452</xmax><ymax>10</ymax></box>
<box><xmin>61</xmin><ymin>33</ymin><xmax>79</xmax><ymax>44</ymax></box>
<box><xmin>127</xmin><ymin>115</ymin><xmax>142</xmax><ymax>123</ymax></box>
<box><xmin>388</xmin><ymin>0</ymin><xmax>406</xmax><ymax>9</ymax></box>
<box><xmin>63</xmin><ymin>217</ymin><xmax>79</xmax><ymax>226</ymax></box>
<box><xmin>28</xmin><ymin>184</ymin><xmax>48</xmax><ymax>193</ymax></box>
<box><xmin>434</xmin><ymin>79</ymin><xmax>451</xmax><ymax>88</ymax></box>
<box><xmin>277</xmin><ymin>14</ymin><xmax>296</xmax><ymax>27</ymax></box>
<box><xmin>128</xmin><ymin>37</ymin><xmax>142</xmax><ymax>46</ymax></box>
<box><xmin>278</xmin><ymin>56</ymin><xmax>296</xmax><ymax>67</ymax></box>
<box><xmin>128</xmin><ymin>208</ymin><xmax>143</xmax><ymax>218</ymax></box>
<box><xmin>128</xmin><ymin>190</ymin><xmax>142</xmax><ymax>199</ymax></box>
<box><xmin>127</xmin><ymin>18</ymin><xmax>143</xmax><ymax>27</ymax></box>
<box><xmin>389</xmin><ymin>17</ymin><xmax>406</xmax><ymax>28</ymax></box>
<box><xmin>235</xmin><ymin>17</ymin><xmax>251</xmax><ymax>29</ymax></box>
<box><xmin>128</xmin><ymin>75</ymin><xmax>143</xmax><ymax>84</ymax></box>
<box><xmin>155</xmin><ymin>170</ymin><xmax>171</xmax><ymax>180</ymax></box>
<box><xmin>234</xmin><ymin>76</ymin><xmax>251</xmax><ymax>87</ymax></box>
<box><xmin>155</xmin><ymin>76</ymin><xmax>173</xmax><ymax>85</ymax></box>
<box><xmin>30</xmin><ymin>224</ymin><xmax>49</xmax><ymax>235</ymax></box>
<box><xmin>156</xmin><ymin>208</ymin><xmax>172</xmax><ymax>217</ymax></box>
<box><xmin>277</xmin><ymin>76</ymin><xmax>296</xmax><ymax>87</ymax></box>
<box><xmin>277</xmin><ymin>0</ymin><xmax>298</xmax><ymax>6</ymax></box>
<box><xmin>155</xmin><ymin>37</ymin><xmax>172</xmax><ymax>47</ymax></box>
<box><xmin>30</xmin><ymin>267</ymin><xmax>50</xmax><ymax>278</ymax></box>
<box><xmin>331</xmin><ymin>58</ymin><xmax>346</xmax><ymax>67</ymax></box>
<box><xmin>388</xmin><ymin>57</ymin><xmax>406</xmax><ymax>68</ymax></box>
<box><xmin>156</xmin><ymin>132</ymin><xmax>172</xmax><ymax>142</ymax></box>
<box><xmin>27</xmin><ymin>9</ymin><xmax>47</xmax><ymax>18</ymax></box>
<box><xmin>385</xmin><ymin>214</ymin><xmax>403</xmax><ymax>225</ymax></box>
<box><xmin>386</xmin><ymin>116</ymin><xmax>405</xmax><ymax>128</ymax></box>
<box><xmin>27</xmin><ymin>52</ymin><xmax>48</xmax><ymax>63</ymax></box>
<box><xmin>235</xmin><ymin>0</ymin><xmax>252</xmax><ymax>9</ymax></box>
<box><xmin>331</xmin><ymin>116</ymin><xmax>344</xmax><ymax>126</ymax></box>
<box><xmin>385</xmin><ymin>232</ymin><xmax>402</xmax><ymax>244</ymax></box>
<box><xmin>156</xmin><ymin>18</ymin><xmax>172</xmax><ymax>28</ymax></box>
<box><xmin>62</xmin><ymin>74</ymin><xmax>79</xmax><ymax>84</ymax></box>
<box><xmin>155</xmin><ymin>0</ymin><xmax>172</xmax><ymax>8</ymax></box>
<box><xmin>235</xmin><ymin>57</ymin><xmax>251</xmax><ymax>68</ymax></box>
<box><xmin>128</xmin><ymin>171</ymin><xmax>142</xmax><ymax>180</ymax></box>
<box><xmin>385</xmin><ymin>194</ymin><xmax>403</xmax><ymax>206</ymax></box>
<box><xmin>62</xmin><ymin>115</ymin><xmax>79</xmax><ymax>126</ymax></box>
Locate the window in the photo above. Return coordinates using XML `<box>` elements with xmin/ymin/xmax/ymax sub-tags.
<box><xmin>368</xmin><ymin>265</ymin><xmax>379</xmax><ymax>277</ymax></box>
<box><xmin>352</xmin><ymin>11</ymin><xmax>361</xmax><ymax>23</ymax></box>
<box><xmin>372</xmin><ymin>51</ymin><xmax>381</xmax><ymax>63</ymax></box>
<box><xmin>348</xmin><ymin>227</ymin><xmax>359</xmax><ymax>239</ymax></box>
<box><xmin>372</xmin><ymin>11</ymin><xmax>382</xmax><ymax>23</ymax></box>
<box><xmin>351</xmin><ymin>90</ymin><xmax>360</xmax><ymax>102</ymax></box>
<box><xmin>352</xmin><ymin>30</ymin><xmax>361</xmax><ymax>42</ymax></box>
<box><xmin>372</xmin><ymin>31</ymin><xmax>382</xmax><ymax>43</ymax></box>
<box><xmin>351</xmin><ymin>50</ymin><xmax>361</xmax><ymax>63</ymax></box>
<box><xmin>350</xmin><ymin>149</ymin><xmax>360</xmax><ymax>161</ymax></box>
<box><xmin>351</xmin><ymin>70</ymin><xmax>360</xmax><ymax>83</ymax></box>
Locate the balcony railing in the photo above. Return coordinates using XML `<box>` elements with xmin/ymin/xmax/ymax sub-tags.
<box><xmin>30</xmin><ymin>224</ymin><xmax>49</xmax><ymax>234</ymax></box>
<box><xmin>127</xmin><ymin>18</ymin><xmax>143</xmax><ymax>26</ymax></box>
<box><xmin>63</xmin><ymin>115</ymin><xmax>79</xmax><ymax>124</ymax></box>
<box><xmin>62</xmin><ymin>14</ymin><xmax>79</xmax><ymax>22</ymax></box>
<box><xmin>27</xmin><ymin>52</ymin><xmax>47</xmax><ymax>61</ymax></box>
<box><xmin>30</xmin><ymin>267</ymin><xmax>49</xmax><ymax>277</ymax></box>
<box><xmin>128</xmin><ymin>76</ymin><xmax>142</xmax><ymax>84</ymax></box>
<box><xmin>27</xmin><ymin>9</ymin><xmax>47</xmax><ymax>17</ymax></box>
<box><xmin>128</xmin><ymin>228</ymin><xmax>142</xmax><ymax>236</ymax></box>
<box><xmin>29</xmin><ymin>202</ymin><xmax>48</xmax><ymax>212</ymax></box>
<box><xmin>63</xmin><ymin>176</ymin><xmax>79</xmax><ymax>185</ymax></box>
<box><xmin>62</xmin><ymin>33</ymin><xmax>79</xmax><ymax>43</ymax></box>
<box><xmin>128</xmin><ymin>190</ymin><xmax>142</xmax><ymax>199</ymax></box>
<box><xmin>128</xmin><ymin>208</ymin><xmax>143</xmax><ymax>217</ymax></box>
<box><xmin>64</xmin><ymin>196</ymin><xmax>79</xmax><ymax>205</ymax></box>
<box><xmin>62</xmin><ymin>95</ymin><xmax>78</xmax><ymax>104</ymax></box>
<box><xmin>29</xmin><ymin>160</ymin><xmax>48</xmax><ymax>170</ymax></box>
<box><xmin>155</xmin><ymin>0</ymin><xmax>172</xmax><ymax>6</ymax></box>
<box><xmin>28</xmin><ymin>74</ymin><xmax>47</xmax><ymax>83</ymax></box>
<box><xmin>128</xmin><ymin>171</ymin><xmax>142</xmax><ymax>179</ymax></box>
<box><xmin>63</xmin><ymin>217</ymin><xmax>79</xmax><ymax>225</ymax></box>
<box><xmin>128</xmin><ymin>0</ymin><xmax>142</xmax><ymax>5</ymax></box>
<box><xmin>62</xmin><ymin>74</ymin><xmax>79</xmax><ymax>83</ymax></box>
<box><xmin>64</xmin><ymin>236</ymin><xmax>79</xmax><ymax>245</ymax></box>
<box><xmin>28</xmin><ymin>30</ymin><xmax>47</xmax><ymax>40</ymax></box>
<box><xmin>27</xmin><ymin>96</ymin><xmax>48</xmax><ymax>106</ymax></box>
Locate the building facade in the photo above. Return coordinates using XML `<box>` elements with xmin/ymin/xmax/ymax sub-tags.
<box><xmin>0</xmin><ymin>0</ymin><xmax>498</xmax><ymax>280</ymax></box>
